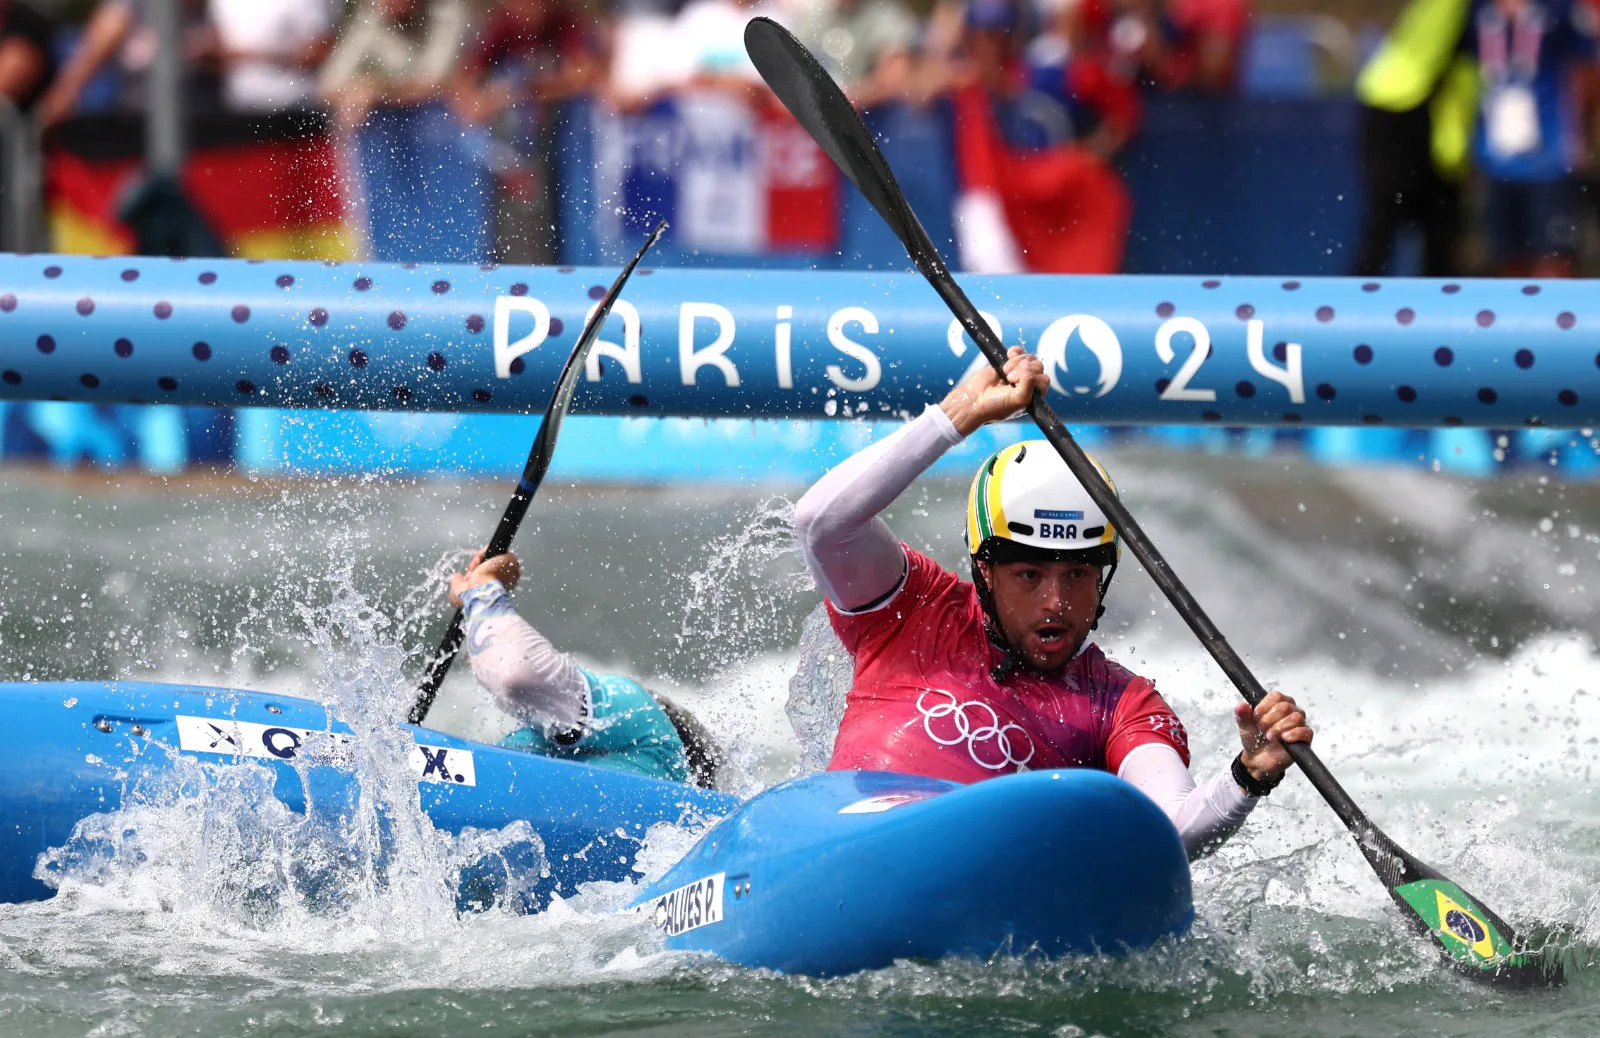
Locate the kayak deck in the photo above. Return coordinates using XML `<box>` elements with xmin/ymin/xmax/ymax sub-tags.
<box><xmin>0</xmin><ymin>680</ymin><xmax>735</xmax><ymax>907</ymax></box>
<box><xmin>2</xmin><ymin>680</ymin><xmax>1192</xmax><ymax>977</ymax></box>
<box><xmin>633</xmin><ymin>768</ymin><xmax>1194</xmax><ymax>974</ymax></box>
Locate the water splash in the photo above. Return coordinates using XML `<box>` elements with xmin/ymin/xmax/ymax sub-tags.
<box><xmin>785</xmin><ymin>605</ymin><xmax>854</xmax><ymax>775</ymax></box>
<box><xmin>650</xmin><ymin>495</ymin><xmax>812</xmax><ymax>789</ymax></box>
<box><xmin>671</xmin><ymin>496</ymin><xmax>807</xmax><ymax>670</ymax></box>
<box><xmin>393</xmin><ymin>545</ymin><xmax>476</xmax><ymax>649</ymax></box>
<box><xmin>33</xmin><ymin>556</ymin><xmax>551</xmax><ymax>934</ymax></box>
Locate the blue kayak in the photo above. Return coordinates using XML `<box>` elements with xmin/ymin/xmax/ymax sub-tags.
<box><xmin>0</xmin><ymin>681</ymin><xmax>1193</xmax><ymax>974</ymax></box>
<box><xmin>0</xmin><ymin>680</ymin><xmax>735</xmax><ymax>907</ymax></box>
<box><xmin>630</xmin><ymin>769</ymin><xmax>1193</xmax><ymax>975</ymax></box>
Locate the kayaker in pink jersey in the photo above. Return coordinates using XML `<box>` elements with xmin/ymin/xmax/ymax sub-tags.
<box><xmin>794</xmin><ymin>346</ymin><xmax>1314</xmax><ymax>858</ymax></box>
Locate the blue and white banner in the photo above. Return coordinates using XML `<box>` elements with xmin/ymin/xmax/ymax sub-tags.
<box><xmin>590</xmin><ymin>94</ymin><xmax>838</xmax><ymax>257</ymax></box>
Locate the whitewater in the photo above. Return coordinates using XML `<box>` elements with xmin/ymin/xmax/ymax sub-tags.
<box><xmin>0</xmin><ymin>444</ymin><xmax>1596</xmax><ymax>1037</ymax></box>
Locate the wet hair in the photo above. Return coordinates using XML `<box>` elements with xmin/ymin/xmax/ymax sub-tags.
<box><xmin>648</xmin><ymin>690</ymin><xmax>722</xmax><ymax>789</ymax></box>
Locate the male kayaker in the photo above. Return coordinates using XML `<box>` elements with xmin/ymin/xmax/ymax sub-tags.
<box><xmin>444</xmin><ymin>549</ymin><xmax>719</xmax><ymax>787</ymax></box>
<box><xmin>793</xmin><ymin>347</ymin><xmax>1313</xmax><ymax>858</ymax></box>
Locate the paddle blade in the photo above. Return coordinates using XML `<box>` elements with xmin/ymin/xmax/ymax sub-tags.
<box><xmin>516</xmin><ymin>218</ymin><xmax>668</xmax><ymax>514</ymax></box>
<box><xmin>1391</xmin><ymin>875</ymin><xmax>1555</xmax><ymax>987</ymax></box>
<box><xmin>743</xmin><ymin>17</ymin><xmax>943</xmax><ymax>276</ymax></box>
<box><xmin>1354</xmin><ymin>821</ymin><xmax>1559</xmax><ymax>987</ymax></box>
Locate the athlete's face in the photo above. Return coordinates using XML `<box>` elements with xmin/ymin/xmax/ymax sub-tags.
<box><xmin>980</xmin><ymin>559</ymin><xmax>1102</xmax><ymax>672</ymax></box>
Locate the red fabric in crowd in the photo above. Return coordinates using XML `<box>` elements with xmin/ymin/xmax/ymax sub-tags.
<box><xmin>1168</xmin><ymin>0</ymin><xmax>1250</xmax><ymax>42</ymax></box>
<box><xmin>1163</xmin><ymin>0</ymin><xmax>1251</xmax><ymax>90</ymax></box>
<box><xmin>1067</xmin><ymin>57</ymin><xmax>1141</xmax><ymax>141</ymax></box>
<box><xmin>761</xmin><ymin>108</ymin><xmax>840</xmax><ymax>253</ymax></box>
<box><xmin>953</xmin><ymin>84</ymin><xmax>1131</xmax><ymax>274</ymax></box>
<box><xmin>464</xmin><ymin>7</ymin><xmax>592</xmax><ymax>72</ymax></box>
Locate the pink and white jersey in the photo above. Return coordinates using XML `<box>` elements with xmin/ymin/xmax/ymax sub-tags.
<box><xmin>827</xmin><ymin>547</ymin><xmax>1190</xmax><ymax>784</ymax></box>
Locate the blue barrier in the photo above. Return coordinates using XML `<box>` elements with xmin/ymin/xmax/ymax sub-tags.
<box><xmin>0</xmin><ymin>254</ymin><xmax>1594</xmax><ymax>428</ymax></box>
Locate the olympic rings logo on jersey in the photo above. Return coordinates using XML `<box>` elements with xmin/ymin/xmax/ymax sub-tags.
<box><xmin>915</xmin><ymin>690</ymin><xmax>1036</xmax><ymax>771</ymax></box>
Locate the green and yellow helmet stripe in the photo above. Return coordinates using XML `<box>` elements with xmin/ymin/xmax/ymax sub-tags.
<box><xmin>967</xmin><ymin>442</ymin><xmax>1027</xmax><ymax>552</ymax></box>
<box><xmin>966</xmin><ymin>441</ymin><xmax>1125</xmax><ymax>559</ymax></box>
<box><xmin>966</xmin><ymin>454</ymin><xmax>990</xmax><ymax>547</ymax></box>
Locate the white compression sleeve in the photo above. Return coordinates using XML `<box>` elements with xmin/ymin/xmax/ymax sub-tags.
<box><xmin>1117</xmin><ymin>743</ymin><xmax>1258</xmax><ymax>860</ymax></box>
<box><xmin>458</xmin><ymin>580</ymin><xmax>589</xmax><ymax>735</ymax></box>
<box><xmin>793</xmin><ymin>404</ymin><xmax>964</xmax><ymax>611</ymax></box>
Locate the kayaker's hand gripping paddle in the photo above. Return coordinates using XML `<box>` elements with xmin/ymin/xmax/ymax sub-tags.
<box><xmin>407</xmin><ymin>221</ymin><xmax>668</xmax><ymax>727</ymax></box>
<box><xmin>743</xmin><ymin>16</ymin><xmax>1558</xmax><ymax>988</ymax></box>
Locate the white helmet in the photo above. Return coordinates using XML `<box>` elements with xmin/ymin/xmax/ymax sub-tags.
<box><xmin>966</xmin><ymin>440</ymin><xmax>1120</xmax><ymax>569</ymax></box>
<box><xmin>965</xmin><ymin>441</ymin><xmax>1122</xmax><ymax>680</ymax></box>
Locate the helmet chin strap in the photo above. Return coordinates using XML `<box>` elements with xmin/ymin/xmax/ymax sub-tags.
<box><xmin>970</xmin><ymin>556</ymin><xmax>1024</xmax><ymax>682</ymax></box>
<box><xmin>1095</xmin><ymin>559</ymin><xmax>1118</xmax><ymax>627</ymax></box>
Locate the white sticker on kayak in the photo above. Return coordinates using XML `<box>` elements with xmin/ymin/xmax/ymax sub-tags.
<box><xmin>641</xmin><ymin>872</ymin><xmax>725</xmax><ymax>938</ymax></box>
<box><xmin>174</xmin><ymin>716</ymin><xmax>476</xmax><ymax>786</ymax></box>
<box><xmin>409</xmin><ymin>742</ymin><xmax>477</xmax><ymax>786</ymax></box>
<box><xmin>838</xmin><ymin>793</ymin><xmax>934</xmax><ymax>814</ymax></box>
<box><xmin>176</xmin><ymin>715</ymin><xmax>353</xmax><ymax>763</ymax></box>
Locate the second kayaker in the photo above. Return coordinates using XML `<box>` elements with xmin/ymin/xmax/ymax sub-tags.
<box><xmin>444</xmin><ymin>548</ymin><xmax>720</xmax><ymax>787</ymax></box>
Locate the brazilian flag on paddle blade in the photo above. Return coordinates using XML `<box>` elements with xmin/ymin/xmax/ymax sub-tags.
<box><xmin>1394</xmin><ymin>879</ymin><xmax>1532</xmax><ymax>972</ymax></box>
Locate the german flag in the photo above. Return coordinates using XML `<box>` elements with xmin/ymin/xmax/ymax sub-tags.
<box><xmin>44</xmin><ymin>109</ymin><xmax>358</xmax><ymax>260</ymax></box>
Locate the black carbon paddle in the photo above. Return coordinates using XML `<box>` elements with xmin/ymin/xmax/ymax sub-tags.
<box><xmin>743</xmin><ymin>16</ymin><xmax>1558</xmax><ymax>988</ymax></box>
<box><xmin>407</xmin><ymin>221</ymin><xmax>668</xmax><ymax>726</ymax></box>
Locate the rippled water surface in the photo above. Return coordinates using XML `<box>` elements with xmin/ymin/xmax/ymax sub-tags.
<box><xmin>1</xmin><ymin>448</ymin><xmax>1597</xmax><ymax>1037</ymax></box>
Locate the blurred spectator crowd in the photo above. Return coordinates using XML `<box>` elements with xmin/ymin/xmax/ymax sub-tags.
<box><xmin>0</xmin><ymin>0</ymin><xmax>1597</xmax><ymax>277</ymax></box>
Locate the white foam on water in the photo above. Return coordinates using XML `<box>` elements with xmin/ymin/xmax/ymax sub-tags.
<box><xmin>4</xmin><ymin>776</ymin><xmax>704</xmax><ymax>1021</ymax></box>
<box><xmin>5</xmin><ymin>467</ymin><xmax>1599</xmax><ymax>1030</ymax></box>
<box><xmin>1150</xmin><ymin>628</ymin><xmax>1600</xmax><ymax>915</ymax></box>
<box><xmin>3</xmin><ymin>530</ymin><xmax>719</xmax><ymax>1015</ymax></box>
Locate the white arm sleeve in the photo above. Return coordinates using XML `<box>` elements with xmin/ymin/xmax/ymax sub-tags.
<box><xmin>458</xmin><ymin>580</ymin><xmax>589</xmax><ymax>735</ymax></box>
<box><xmin>793</xmin><ymin>404</ymin><xmax>965</xmax><ymax>612</ymax></box>
<box><xmin>1117</xmin><ymin>743</ymin><xmax>1258</xmax><ymax>861</ymax></box>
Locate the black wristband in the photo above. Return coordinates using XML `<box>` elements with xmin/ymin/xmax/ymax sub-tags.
<box><xmin>1232</xmin><ymin>753</ymin><xmax>1284</xmax><ymax>798</ymax></box>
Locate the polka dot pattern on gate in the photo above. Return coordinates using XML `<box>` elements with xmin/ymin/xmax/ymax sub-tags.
<box><xmin>0</xmin><ymin>257</ymin><xmax>1589</xmax><ymax>428</ymax></box>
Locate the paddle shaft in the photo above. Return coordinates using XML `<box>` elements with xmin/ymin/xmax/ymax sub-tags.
<box><xmin>408</xmin><ymin>466</ymin><xmax>546</xmax><ymax>725</ymax></box>
<box><xmin>920</xmin><ymin>228</ymin><xmax>1373</xmax><ymax>839</ymax></box>
<box><xmin>407</xmin><ymin>222</ymin><xmax>667</xmax><ymax>727</ymax></box>
<box><xmin>742</xmin><ymin>16</ymin><xmax>1552</xmax><ymax>985</ymax></box>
